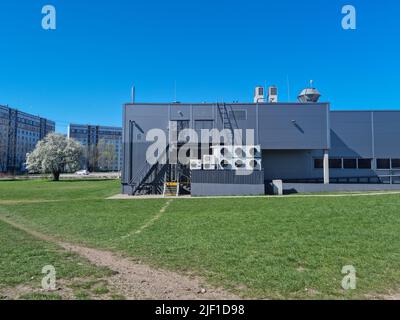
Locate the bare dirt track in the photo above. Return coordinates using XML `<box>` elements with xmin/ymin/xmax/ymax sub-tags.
<box><xmin>0</xmin><ymin>214</ymin><xmax>239</xmax><ymax>300</ymax></box>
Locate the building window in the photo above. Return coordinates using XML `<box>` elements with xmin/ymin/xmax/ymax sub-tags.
<box><xmin>391</xmin><ymin>159</ymin><xmax>400</xmax><ymax>169</ymax></box>
<box><xmin>343</xmin><ymin>159</ymin><xmax>357</xmax><ymax>169</ymax></box>
<box><xmin>329</xmin><ymin>159</ymin><xmax>342</xmax><ymax>169</ymax></box>
<box><xmin>358</xmin><ymin>159</ymin><xmax>372</xmax><ymax>169</ymax></box>
<box><xmin>314</xmin><ymin>158</ymin><xmax>323</xmax><ymax>169</ymax></box>
<box><xmin>377</xmin><ymin>159</ymin><xmax>391</xmax><ymax>170</ymax></box>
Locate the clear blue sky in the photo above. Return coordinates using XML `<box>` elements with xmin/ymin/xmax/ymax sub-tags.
<box><xmin>0</xmin><ymin>0</ymin><xmax>399</xmax><ymax>133</ymax></box>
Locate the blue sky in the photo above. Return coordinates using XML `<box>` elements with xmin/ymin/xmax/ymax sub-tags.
<box><xmin>0</xmin><ymin>0</ymin><xmax>399</xmax><ymax>132</ymax></box>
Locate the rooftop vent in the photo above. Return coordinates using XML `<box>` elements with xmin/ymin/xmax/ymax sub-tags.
<box><xmin>298</xmin><ymin>80</ymin><xmax>321</xmax><ymax>103</ymax></box>
<box><xmin>268</xmin><ymin>86</ymin><xmax>278</xmax><ymax>103</ymax></box>
<box><xmin>254</xmin><ymin>86</ymin><xmax>265</xmax><ymax>103</ymax></box>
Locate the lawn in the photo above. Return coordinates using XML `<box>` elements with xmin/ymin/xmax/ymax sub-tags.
<box><xmin>1</xmin><ymin>179</ymin><xmax>400</xmax><ymax>299</ymax></box>
<box><xmin>0</xmin><ymin>219</ymin><xmax>112</xmax><ymax>300</ymax></box>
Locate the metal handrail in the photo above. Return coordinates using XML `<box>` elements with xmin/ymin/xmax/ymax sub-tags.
<box><xmin>129</xmin><ymin>144</ymin><xmax>170</xmax><ymax>194</ymax></box>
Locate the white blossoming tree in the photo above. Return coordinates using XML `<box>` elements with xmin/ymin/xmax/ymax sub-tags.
<box><xmin>26</xmin><ymin>133</ymin><xmax>83</xmax><ymax>181</ymax></box>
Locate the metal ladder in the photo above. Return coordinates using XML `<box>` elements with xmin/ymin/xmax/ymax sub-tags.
<box><xmin>163</xmin><ymin>163</ymin><xmax>178</xmax><ymax>197</ymax></box>
<box><xmin>163</xmin><ymin>182</ymin><xmax>179</xmax><ymax>197</ymax></box>
<box><xmin>217</xmin><ymin>103</ymin><xmax>234</xmax><ymax>144</ymax></box>
<box><xmin>162</xmin><ymin>162</ymin><xmax>192</xmax><ymax>197</ymax></box>
<box><xmin>216</xmin><ymin>103</ymin><xmax>243</xmax><ymax>145</ymax></box>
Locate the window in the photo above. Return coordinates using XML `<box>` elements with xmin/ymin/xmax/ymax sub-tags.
<box><xmin>377</xmin><ymin>159</ymin><xmax>391</xmax><ymax>169</ymax></box>
<box><xmin>329</xmin><ymin>159</ymin><xmax>342</xmax><ymax>169</ymax></box>
<box><xmin>314</xmin><ymin>158</ymin><xmax>323</xmax><ymax>169</ymax></box>
<box><xmin>343</xmin><ymin>159</ymin><xmax>357</xmax><ymax>169</ymax></box>
<box><xmin>391</xmin><ymin>159</ymin><xmax>400</xmax><ymax>169</ymax></box>
<box><xmin>358</xmin><ymin>159</ymin><xmax>372</xmax><ymax>169</ymax></box>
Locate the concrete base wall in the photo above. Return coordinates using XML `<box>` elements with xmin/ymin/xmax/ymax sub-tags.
<box><xmin>283</xmin><ymin>183</ymin><xmax>400</xmax><ymax>194</ymax></box>
<box><xmin>191</xmin><ymin>183</ymin><xmax>265</xmax><ymax>197</ymax></box>
<box><xmin>122</xmin><ymin>184</ymin><xmax>133</xmax><ymax>195</ymax></box>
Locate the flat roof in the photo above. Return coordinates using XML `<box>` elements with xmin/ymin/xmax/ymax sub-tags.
<box><xmin>0</xmin><ymin>104</ymin><xmax>55</xmax><ymax>123</ymax></box>
<box><xmin>125</xmin><ymin>102</ymin><xmax>330</xmax><ymax>106</ymax></box>
<box><xmin>69</xmin><ymin>123</ymin><xmax>122</xmax><ymax>130</ymax></box>
<box><xmin>125</xmin><ymin>102</ymin><xmax>400</xmax><ymax>112</ymax></box>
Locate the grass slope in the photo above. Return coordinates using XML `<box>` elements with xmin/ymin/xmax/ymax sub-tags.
<box><xmin>1</xmin><ymin>180</ymin><xmax>400</xmax><ymax>299</ymax></box>
<box><xmin>0</xmin><ymin>220</ymin><xmax>110</xmax><ymax>297</ymax></box>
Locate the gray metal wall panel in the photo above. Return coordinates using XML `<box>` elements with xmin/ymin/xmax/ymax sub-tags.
<box><xmin>124</xmin><ymin>105</ymin><xmax>170</xmax><ymax>135</ymax></box>
<box><xmin>191</xmin><ymin>170</ymin><xmax>264</xmax><ymax>184</ymax></box>
<box><xmin>330</xmin><ymin>112</ymin><xmax>373</xmax><ymax>158</ymax></box>
<box><xmin>122</xmin><ymin>105</ymin><xmax>169</xmax><ymax>184</ymax></box>
<box><xmin>228</xmin><ymin>105</ymin><xmax>258</xmax><ymax>145</ymax></box>
<box><xmin>122</xmin><ymin>103</ymin><xmax>400</xmax><ymax>192</ymax></box>
<box><xmin>283</xmin><ymin>183</ymin><xmax>400</xmax><ymax>194</ymax></box>
<box><xmin>170</xmin><ymin>105</ymin><xmax>191</xmax><ymax>120</ymax></box>
<box><xmin>124</xmin><ymin>103</ymin><xmax>330</xmax><ymax>150</ymax></box>
<box><xmin>191</xmin><ymin>183</ymin><xmax>265</xmax><ymax>196</ymax></box>
<box><xmin>193</xmin><ymin>105</ymin><xmax>215</xmax><ymax>120</ymax></box>
<box><xmin>258</xmin><ymin>105</ymin><xmax>329</xmax><ymax>150</ymax></box>
<box><xmin>373</xmin><ymin>112</ymin><xmax>400</xmax><ymax>158</ymax></box>
<box><xmin>263</xmin><ymin>150</ymin><xmax>317</xmax><ymax>180</ymax></box>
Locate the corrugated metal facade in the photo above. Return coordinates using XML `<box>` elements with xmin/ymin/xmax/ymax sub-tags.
<box><xmin>122</xmin><ymin>102</ymin><xmax>400</xmax><ymax>195</ymax></box>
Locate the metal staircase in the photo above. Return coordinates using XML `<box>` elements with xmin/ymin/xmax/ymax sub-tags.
<box><xmin>129</xmin><ymin>144</ymin><xmax>193</xmax><ymax>196</ymax></box>
<box><xmin>128</xmin><ymin>145</ymin><xmax>170</xmax><ymax>196</ymax></box>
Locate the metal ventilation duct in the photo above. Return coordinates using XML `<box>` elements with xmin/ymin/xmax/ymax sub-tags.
<box><xmin>298</xmin><ymin>81</ymin><xmax>321</xmax><ymax>103</ymax></box>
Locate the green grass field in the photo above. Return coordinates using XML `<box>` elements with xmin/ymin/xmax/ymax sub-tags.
<box><xmin>0</xmin><ymin>218</ymin><xmax>112</xmax><ymax>300</ymax></box>
<box><xmin>1</xmin><ymin>179</ymin><xmax>400</xmax><ymax>299</ymax></box>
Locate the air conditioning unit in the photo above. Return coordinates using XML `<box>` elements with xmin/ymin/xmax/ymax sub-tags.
<box><xmin>203</xmin><ymin>155</ymin><xmax>216</xmax><ymax>170</ymax></box>
<box><xmin>234</xmin><ymin>158</ymin><xmax>247</xmax><ymax>170</ymax></box>
<box><xmin>254</xmin><ymin>86</ymin><xmax>265</xmax><ymax>103</ymax></box>
<box><xmin>246</xmin><ymin>158</ymin><xmax>262</xmax><ymax>171</ymax></box>
<box><xmin>190</xmin><ymin>159</ymin><xmax>202</xmax><ymax>170</ymax></box>
<box><xmin>233</xmin><ymin>146</ymin><xmax>247</xmax><ymax>159</ymax></box>
<box><xmin>246</xmin><ymin>145</ymin><xmax>261</xmax><ymax>158</ymax></box>
<box><xmin>218</xmin><ymin>159</ymin><xmax>234</xmax><ymax>170</ymax></box>
<box><xmin>212</xmin><ymin>145</ymin><xmax>234</xmax><ymax>160</ymax></box>
<box><xmin>268</xmin><ymin>86</ymin><xmax>278</xmax><ymax>103</ymax></box>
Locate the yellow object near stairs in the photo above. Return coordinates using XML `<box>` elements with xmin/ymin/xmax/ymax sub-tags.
<box><xmin>163</xmin><ymin>182</ymin><xmax>179</xmax><ymax>197</ymax></box>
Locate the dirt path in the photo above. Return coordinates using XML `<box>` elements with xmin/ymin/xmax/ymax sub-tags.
<box><xmin>0</xmin><ymin>214</ymin><xmax>239</xmax><ymax>300</ymax></box>
<box><xmin>0</xmin><ymin>199</ymin><xmax>62</xmax><ymax>205</ymax></box>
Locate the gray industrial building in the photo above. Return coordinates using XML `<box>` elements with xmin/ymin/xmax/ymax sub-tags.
<box><xmin>0</xmin><ymin>105</ymin><xmax>55</xmax><ymax>174</ymax></box>
<box><xmin>68</xmin><ymin>124</ymin><xmax>122</xmax><ymax>172</ymax></box>
<box><xmin>121</xmin><ymin>86</ymin><xmax>400</xmax><ymax>196</ymax></box>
